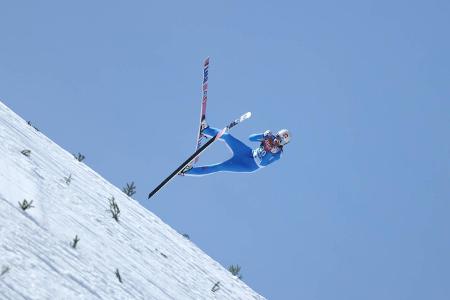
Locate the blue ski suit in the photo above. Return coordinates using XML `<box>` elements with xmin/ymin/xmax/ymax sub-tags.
<box><xmin>184</xmin><ymin>127</ymin><xmax>282</xmax><ymax>176</ymax></box>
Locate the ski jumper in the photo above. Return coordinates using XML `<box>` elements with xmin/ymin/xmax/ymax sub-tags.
<box><xmin>184</xmin><ymin>127</ymin><xmax>282</xmax><ymax>176</ymax></box>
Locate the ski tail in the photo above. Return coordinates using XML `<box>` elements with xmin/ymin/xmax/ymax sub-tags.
<box><xmin>224</xmin><ymin>112</ymin><xmax>251</xmax><ymax>133</ymax></box>
<box><xmin>193</xmin><ymin>57</ymin><xmax>210</xmax><ymax>164</ymax></box>
<box><xmin>148</xmin><ymin>112</ymin><xmax>252</xmax><ymax>199</ymax></box>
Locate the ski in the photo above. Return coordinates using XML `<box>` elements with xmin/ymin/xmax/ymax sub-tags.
<box><xmin>148</xmin><ymin>112</ymin><xmax>252</xmax><ymax>199</ymax></box>
<box><xmin>193</xmin><ymin>57</ymin><xmax>210</xmax><ymax>164</ymax></box>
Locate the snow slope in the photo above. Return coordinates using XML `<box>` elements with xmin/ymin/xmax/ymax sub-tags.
<box><xmin>0</xmin><ymin>101</ymin><xmax>265</xmax><ymax>300</ymax></box>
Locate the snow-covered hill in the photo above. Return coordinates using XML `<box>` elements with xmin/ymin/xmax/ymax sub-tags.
<box><xmin>0</xmin><ymin>101</ymin><xmax>265</xmax><ymax>300</ymax></box>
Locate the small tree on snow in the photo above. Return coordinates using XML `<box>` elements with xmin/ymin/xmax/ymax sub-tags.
<box><xmin>71</xmin><ymin>235</ymin><xmax>80</xmax><ymax>249</ymax></box>
<box><xmin>122</xmin><ymin>182</ymin><xmax>136</xmax><ymax>197</ymax></box>
<box><xmin>21</xmin><ymin>149</ymin><xmax>31</xmax><ymax>157</ymax></box>
<box><xmin>19</xmin><ymin>199</ymin><xmax>34</xmax><ymax>211</ymax></box>
<box><xmin>1</xmin><ymin>266</ymin><xmax>10</xmax><ymax>277</ymax></box>
<box><xmin>73</xmin><ymin>153</ymin><xmax>85</xmax><ymax>162</ymax></box>
<box><xmin>211</xmin><ymin>281</ymin><xmax>220</xmax><ymax>292</ymax></box>
<box><xmin>27</xmin><ymin>121</ymin><xmax>39</xmax><ymax>131</ymax></box>
<box><xmin>108</xmin><ymin>197</ymin><xmax>120</xmax><ymax>222</ymax></box>
<box><xmin>228</xmin><ymin>265</ymin><xmax>243</xmax><ymax>279</ymax></box>
<box><xmin>64</xmin><ymin>174</ymin><xmax>73</xmax><ymax>185</ymax></box>
<box><xmin>115</xmin><ymin>268</ymin><xmax>123</xmax><ymax>283</ymax></box>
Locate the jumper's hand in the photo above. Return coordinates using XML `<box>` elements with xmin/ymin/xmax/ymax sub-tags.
<box><xmin>263</xmin><ymin>130</ymin><xmax>273</xmax><ymax>138</ymax></box>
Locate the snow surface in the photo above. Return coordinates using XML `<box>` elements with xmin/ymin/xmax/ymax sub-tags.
<box><xmin>0</xmin><ymin>101</ymin><xmax>265</xmax><ymax>300</ymax></box>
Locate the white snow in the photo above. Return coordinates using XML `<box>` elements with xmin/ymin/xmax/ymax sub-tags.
<box><xmin>0</xmin><ymin>101</ymin><xmax>265</xmax><ymax>300</ymax></box>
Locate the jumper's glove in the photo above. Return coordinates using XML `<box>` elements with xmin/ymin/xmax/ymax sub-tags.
<box><xmin>263</xmin><ymin>130</ymin><xmax>273</xmax><ymax>138</ymax></box>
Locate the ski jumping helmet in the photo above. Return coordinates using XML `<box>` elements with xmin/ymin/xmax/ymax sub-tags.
<box><xmin>276</xmin><ymin>129</ymin><xmax>291</xmax><ymax>146</ymax></box>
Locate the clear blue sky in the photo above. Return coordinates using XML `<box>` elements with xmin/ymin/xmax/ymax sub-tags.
<box><xmin>1</xmin><ymin>1</ymin><xmax>449</xmax><ymax>299</ymax></box>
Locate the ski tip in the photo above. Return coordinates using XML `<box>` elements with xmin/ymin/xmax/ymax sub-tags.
<box><xmin>242</xmin><ymin>112</ymin><xmax>252</xmax><ymax>120</ymax></box>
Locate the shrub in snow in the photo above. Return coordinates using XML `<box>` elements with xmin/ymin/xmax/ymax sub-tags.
<box><xmin>71</xmin><ymin>235</ymin><xmax>80</xmax><ymax>249</ymax></box>
<box><xmin>73</xmin><ymin>153</ymin><xmax>85</xmax><ymax>162</ymax></box>
<box><xmin>228</xmin><ymin>265</ymin><xmax>243</xmax><ymax>279</ymax></box>
<box><xmin>122</xmin><ymin>181</ymin><xmax>136</xmax><ymax>197</ymax></box>
<box><xmin>64</xmin><ymin>174</ymin><xmax>72</xmax><ymax>185</ymax></box>
<box><xmin>108</xmin><ymin>197</ymin><xmax>120</xmax><ymax>222</ymax></box>
<box><xmin>1</xmin><ymin>266</ymin><xmax>10</xmax><ymax>277</ymax></box>
<box><xmin>182</xmin><ymin>233</ymin><xmax>190</xmax><ymax>240</ymax></box>
<box><xmin>19</xmin><ymin>199</ymin><xmax>34</xmax><ymax>211</ymax></box>
<box><xmin>115</xmin><ymin>268</ymin><xmax>122</xmax><ymax>283</ymax></box>
<box><xmin>211</xmin><ymin>281</ymin><xmax>220</xmax><ymax>292</ymax></box>
<box><xmin>21</xmin><ymin>149</ymin><xmax>31</xmax><ymax>157</ymax></box>
<box><xmin>27</xmin><ymin>121</ymin><xmax>39</xmax><ymax>131</ymax></box>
